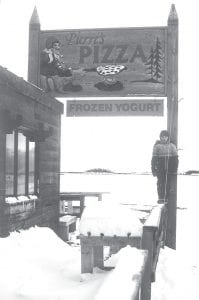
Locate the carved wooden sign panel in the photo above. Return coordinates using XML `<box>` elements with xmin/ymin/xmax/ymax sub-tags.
<box><xmin>39</xmin><ymin>27</ymin><xmax>167</xmax><ymax>97</ymax></box>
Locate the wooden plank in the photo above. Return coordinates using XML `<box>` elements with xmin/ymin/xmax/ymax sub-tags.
<box><xmin>80</xmin><ymin>235</ymin><xmax>141</xmax><ymax>248</ymax></box>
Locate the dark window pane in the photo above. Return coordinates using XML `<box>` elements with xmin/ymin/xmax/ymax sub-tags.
<box><xmin>18</xmin><ymin>133</ymin><xmax>26</xmax><ymax>195</ymax></box>
<box><xmin>29</xmin><ymin>141</ymin><xmax>35</xmax><ymax>194</ymax></box>
<box><xmin>5</xmin><ymin>133</ymin><xmax>14</xmax><ymax>195</ymax></box>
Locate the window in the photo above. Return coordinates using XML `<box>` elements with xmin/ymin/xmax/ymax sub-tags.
<box><xmin>18</xmin><ymin>132</ymin><xmax>26</xmax><ymax>195</ymax></box>
<box><xmin>29</xmin><ymin>141</ymin><xmax>35</xmax><ymax>194</ymax></box>
<box><xmin>5</xmin><ymin>130</ymin><xmax>37</xmax><ymax>196</ymax></box>
<box><xmin>5</xmin><ymin>132</ymin><xmax>14</xmax><ymax>195</ymax></box>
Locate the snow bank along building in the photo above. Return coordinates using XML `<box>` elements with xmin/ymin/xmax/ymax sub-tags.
<box><xmin>0</xmin><ymin>65</ymin><xmax>63</xmax><ymax>237</ymax></box>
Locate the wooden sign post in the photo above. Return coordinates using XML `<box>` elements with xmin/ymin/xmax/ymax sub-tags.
<box><xmin>166</xmin><ymin>4</ymin><xmax>178</xmax><ymax>249</ymax></box>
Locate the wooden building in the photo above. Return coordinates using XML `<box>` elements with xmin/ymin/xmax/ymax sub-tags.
<box><xmin>0</xmin><ymin>65</ymin><xmax>63</xmax><ymax>237</ymax></box>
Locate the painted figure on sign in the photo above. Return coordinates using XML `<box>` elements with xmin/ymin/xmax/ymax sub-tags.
<box><xmin>151</xmin><ymin>130</ymin><xmax>178</xmax><ymax>203</ymax></box>
<box><xmin>40</xmin><ymin>36</ymin><xmax>85</xmax><ymax>93</ymax></box>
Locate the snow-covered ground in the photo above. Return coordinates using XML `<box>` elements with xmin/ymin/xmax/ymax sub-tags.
<box><xmin>0</xmin><ymin>174</ymin><xmax>199</xmax><ymax>299</ymax></box>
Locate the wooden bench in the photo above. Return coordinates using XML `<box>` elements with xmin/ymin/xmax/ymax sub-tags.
<box><xmin>58</xmin><ymin>215</ymin><xmax>77</xmax><ymax>241</ymax></box>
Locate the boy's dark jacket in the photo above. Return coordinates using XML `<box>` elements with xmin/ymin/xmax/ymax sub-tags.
<box><xmin>151</xmin><ymin>140</ymin><xmax>179</xmax><ymax>176</ymax></box>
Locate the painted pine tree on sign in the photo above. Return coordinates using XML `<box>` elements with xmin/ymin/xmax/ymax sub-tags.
<box><xmin>145</xmin><ymin>37</ymin><xmax>163</xmax><ymax>83</ymax></box>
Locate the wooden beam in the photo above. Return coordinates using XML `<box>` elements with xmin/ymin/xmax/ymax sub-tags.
<box><xmin>80</xmin><ymin>235</ymin><xmax>141</xmax><ymax>247</ymax></box>
<box><xmin>166</xmin><ymin>4</ymin><xmax>178</xmax><ymax>250</ymax></box>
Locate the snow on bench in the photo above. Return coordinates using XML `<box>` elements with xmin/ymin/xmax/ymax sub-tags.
<box><xmin>79</xmin><ymin>202</ymin><xmax>143</xmax><ymax>237</ymax></box>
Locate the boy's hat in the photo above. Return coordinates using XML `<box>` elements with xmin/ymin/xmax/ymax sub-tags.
<box><xmin>160</xmin><ymin>130</ymin><xmax>170</xmax><ymax>138</ymax></box>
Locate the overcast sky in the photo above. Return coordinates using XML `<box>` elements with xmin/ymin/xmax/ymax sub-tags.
<box><xmin>0</xmin><ymin>0</ymin><xmax>198</xmax><ymax>172</ymax></box>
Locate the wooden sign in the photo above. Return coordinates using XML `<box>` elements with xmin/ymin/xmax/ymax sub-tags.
<box><xmin>28</xmin><ymin>3</ymin><xmax>179</xmax><ymax>252</ymax></box>
<box><xmin>66</xmin><ymin>99</ymin><xmax>164</xmax><ymax>116</ymax></box>
<box><xmin>29</xmin><ymin>20</ymin><xmax>167</xmax><ymax>97</ymax></box>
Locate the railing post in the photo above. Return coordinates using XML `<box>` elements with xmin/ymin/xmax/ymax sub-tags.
<box><xmin>141</xmin><ymin>227</ymin><xmax>153</xmax><ymax>300</ymax></box>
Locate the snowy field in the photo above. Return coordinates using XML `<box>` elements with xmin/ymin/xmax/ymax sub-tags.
<box><xmin>0</xmin><ymin>174</ymin><xmax>199</xmax><ymax>299</ymax></box>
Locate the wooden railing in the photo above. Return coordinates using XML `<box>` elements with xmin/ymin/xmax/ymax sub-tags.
<box><xmin>141</xmin><ymin>204</ymin><xmax>166</xmax><ymax>299</ymax></box>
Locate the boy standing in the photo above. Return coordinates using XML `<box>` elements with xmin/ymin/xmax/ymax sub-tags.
<box><xmin>151</xmin><ymin>130</ymin><xmax>178</xmax><ymax>203</ymax></box>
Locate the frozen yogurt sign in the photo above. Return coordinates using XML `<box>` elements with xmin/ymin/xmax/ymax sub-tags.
<box><xmin>38</xmin><ymin>27</ymin><xmax>167</xmax><ymax>97</ymax></box>
<box><xmin>66</xmin><ymin>99</ymin><xmax>164</xmax><ymax>116</ymax></box>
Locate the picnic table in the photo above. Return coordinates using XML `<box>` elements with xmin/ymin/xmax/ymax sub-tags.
<box><xmin>59</xmin><ymin>192</ymin><xmax>109</xmax><ymax>216</ymax></box>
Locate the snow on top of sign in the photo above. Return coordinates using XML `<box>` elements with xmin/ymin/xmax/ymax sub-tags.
<box><xmin>79</xmin><ymin>202</ymin><xmax>143</xmax><ymax>237</ymax></box>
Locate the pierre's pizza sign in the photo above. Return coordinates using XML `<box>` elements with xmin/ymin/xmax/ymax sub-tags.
<box><xmin>39</xmin><ymin>27</ymin><xmax>167</xmax><ymax>97</ymax></box>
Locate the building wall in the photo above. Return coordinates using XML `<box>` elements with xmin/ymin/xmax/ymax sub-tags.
<box><xmin>0</xmin><ymin>66</ymin><xmax>63</xmax><ymax>236</ymax></box>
